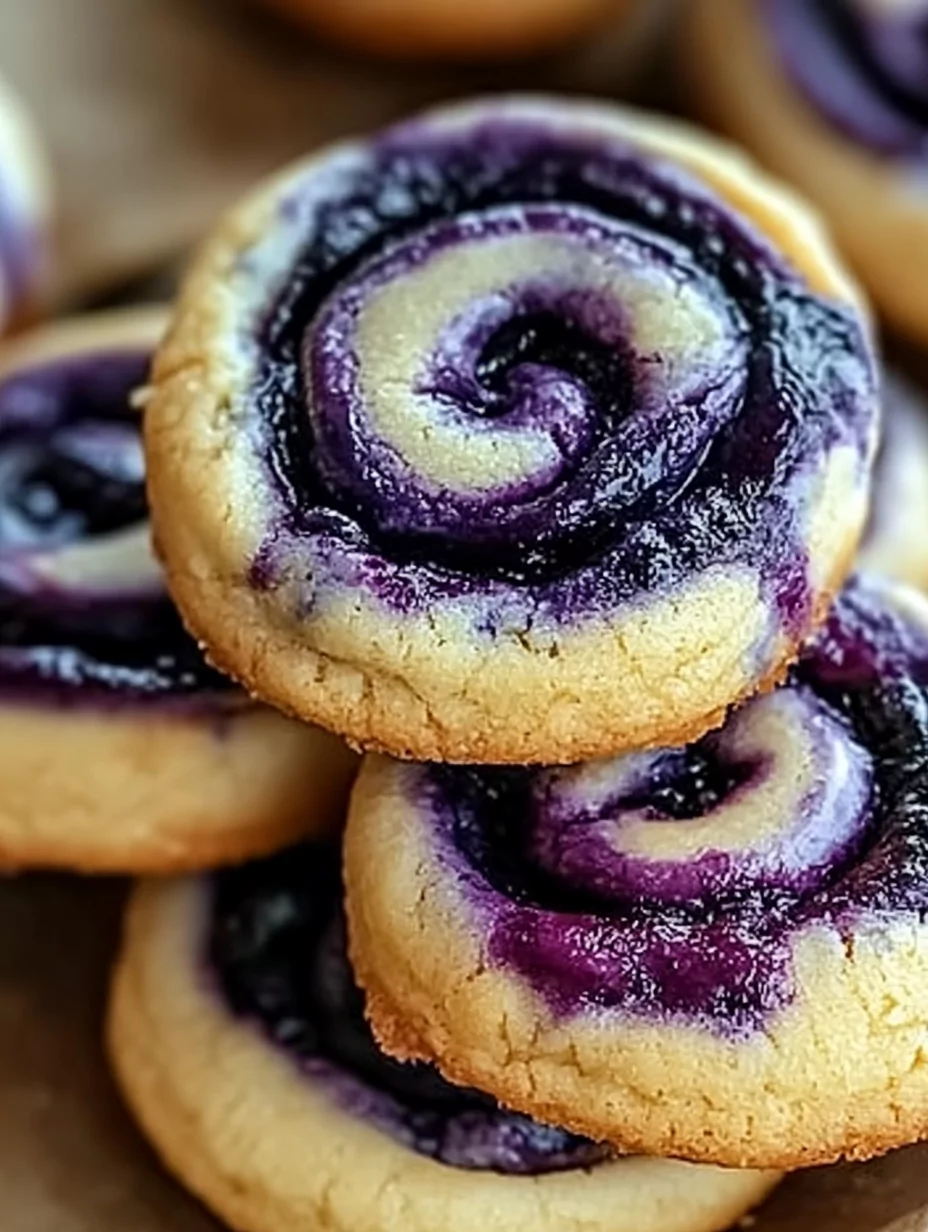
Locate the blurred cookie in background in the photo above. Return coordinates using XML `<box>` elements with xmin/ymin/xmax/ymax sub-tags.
<box><xmin>251</xmin><ymin>0</ymin><xmax>635</xmax><ymax>59</ymax></box>
<box><xmin>0</xmin><ymin>0</ymin><xmax>674</xmax><ymax>308</ymax></box>
<box><xmin>860</xmin><ymin>370</ymin><xmax>928</xmax><ymax>593</ymax></box>
<box><xmin>0</xmin><ymin>309</ymin><xmax>358</xmax><ymax>874</ymax></box>
<box><xmin>0</xmin><ymin>73</ymin><xmax>51</xmax><ymax>331</ymax></box>
<box><xmin>683</xmin><ymin>0</ymin><xmax>928</xmax><ymax>346</ymax></box>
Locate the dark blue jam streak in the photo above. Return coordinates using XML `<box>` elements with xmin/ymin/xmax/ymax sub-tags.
<box><xmin>425</xmin><ymin>580</ymin><xmax>928</xmax><ymax>1034</ymax></box>
<box><xmin>764</xmin><ymin>0</ymin><xmax>928</xmax><ymax>156</ymax></box>
<box><xmin>475</xmin><ymin>310</ymin><xmax>629</xmax><ymax>433</ymax></box>
<box><xmin>253</xmin><ymin>116</ymin><xmax>872</xmax><ymax>600</ymax></box>
<box><xmin>621</xmin><ymin>743</ymin><xmax>756</xmax><ymax>821</ymax></box>
<box><xmin>0</xmin><ymin>353</ymin><xmax>232</xmax><ymax>702</ymax></box>
<box><xmin>209</xmin><ymin>845</ymin><xmax>608</xmax><ymax>1174</ymax></box>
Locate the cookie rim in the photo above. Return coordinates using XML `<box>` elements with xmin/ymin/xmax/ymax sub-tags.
<box><xmin>107</xmin><ymin>871</ymin><xmax>782</xmax><ymax>1232</ymax></box>
<box><xmin>145</xmin><ymin>95</ymin><xmax>872</xmax><ymax>764</ymax></box>
<box><xmin>0</xmin><ymin>309</ymin><xmax>358</xmax><ymax>873</ymax></box>
<box><xmin>344</xmin><ymin>579</ymin><xmax>928</xmax><ymax>1169</ymax></box>
<box><xmin>683</xmin><ymin>0</ymin><xmax>928</xmax><ymax>345</ymax></box>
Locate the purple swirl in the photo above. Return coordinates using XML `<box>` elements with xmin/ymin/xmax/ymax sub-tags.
<box><xmin>0</xmin><ymin>349</ymin><xmax>232</xmax><ymax>703</ymax></box>
<box><xmin>210</xmin><ymin>845</ymin><xmax>608</xmax><ymax>1174</ymax></box>
<box><xmin>414</xmin><ymin>576</ymin><xmax>928</xmax><ymax>1034</ymax></box>
<box><xmin>764</xmin><ymin>0</ymin><xmax>928</xmax><ymax>156</ymax></box>
<box><xmin>250</xmin><ymin>105</ymin><xmax>875</xmax><ymax>635</ymax></box>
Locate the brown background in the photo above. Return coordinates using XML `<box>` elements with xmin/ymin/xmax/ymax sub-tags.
<box><xmin>0</xmin><ymin>0</ymin><xmax>670</xmax><ymax>304</ymax></box>
<box><xmin>0</xmin><ymin>0</ymin><xmax>926</xmax><ymax>1228</ymax></box>
<box><xmin>3</xmin><ymin>876</ymin><xmax>928</xmax><ymax>1232</ymax></box>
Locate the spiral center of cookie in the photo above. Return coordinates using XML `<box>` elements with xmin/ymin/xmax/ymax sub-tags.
<box><xmin>473</xmin><ymin>310</ymin><xmax>626</xmax><ymax>421</ymax></box>
<box><xmin>621</xmin><ymin>746</ymin><xmax>751</xmax><ymax>821</ymax></box>
<box><xmin>211</xmin><ymin>847</ymin><xmax>608</xmax><ymax>1174</ymax></box>
<box><xmin>302</xmin><ymin>203</ymin><xmax>747</xmax><ymax>578</ymax></box>
<box><xmin>524</xmin><ymin>688</ymin><xmax>873</xmax><ymax>906</ymax></box>
<box><xmin>250</xmin><ymin>113</ymin><xmax>873</xmax><ymax>632</ymax></box>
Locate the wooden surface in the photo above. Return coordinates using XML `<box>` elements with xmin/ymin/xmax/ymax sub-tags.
<box><xmin>0</xmin><ymin>873</ymin><xmax>925</xmax><ymax>1232</ymax></box>
<box><xmin>0</xmin><ymin>0</ymin><xmax>671</xmax><ymax>305</ymax></box>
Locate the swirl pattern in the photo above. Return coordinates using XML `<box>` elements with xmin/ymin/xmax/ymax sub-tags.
<box><xmin>107</xmin><ymin>855</ymin><xmax>782</xmax><ymax>1232</ymax></box>
<box><xmin>763</xmin><ymin>0</ymin><xmax>928</xmax><ymax>156</ymax></box>
<box><xmin>260</xmin><ymin>107</ymin><xmax>872</xmax><ymax>602</ymax></box>
<box><xmin>147</xmin><ymin>99</ymin><xmax>876</xmax><ymax>761</ymax></box>
<box><xmin>212</xmin><ymin>844</ymin><xmax>607</xmax><ymax>1174</ymax></box>
<box><xmin>0</xmin><ymin>77</ymin><xmax>48</xmax><ymax>332</ymax></box>
<box><xmin>0</xmin><ymin>315</ymin><xmax>363</xmax><ymax>874</ymax></box>
<box><xmin>0</xmin><ymin>324</ymin><xmax>232</xmax><ymax>703</ymax></box>
<box><xmin>345</xmin><ymin>575</ymin><xmax>928</xmax><ymax>1166</ymax></box>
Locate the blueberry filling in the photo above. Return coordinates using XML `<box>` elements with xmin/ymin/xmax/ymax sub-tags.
<box><xmin>420</xmin><ymin>580</ymin><xmax>928</xmax><ymax>1034</ymax></box>
<box><xmin>621</xmin><ymin>744</ymin><xmax>755</xmax><ymax>822</ymax></box>
<box><xmin>210</xmin><ymin>845</ymin><xmax>608</xmax><ymax>1174</ymax></box>
<box><xmin>0</xmin><ymin>593</ymin><xmax>230</xmax><ymax>697</ymax></box>
<box><xmin>763</xmin><ymin>0</ymin><xmax>928</xmax><ymax>155</ymax></box>
<box><xmin>0</xmin><ymin>352</ymin><xmax>233</xmax><ymax>702</ymax></box>
<box><xmin>472</xmin><ymin>310</ymin><xmax>630</xmax><ymax>430</ymax></box>
<box><xmin>0</xmin><ymin>428</ymin><xmax>147</xmax><ymax>548</ymax></box>
<box><xmin>249</xmin><ymin>114</ymin><xmax>874</xmax><ymax>623</ymax></box>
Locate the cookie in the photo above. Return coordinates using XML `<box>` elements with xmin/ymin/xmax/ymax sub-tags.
<box><xmin>0</xmin><ymin>310</ymin><xmax>357</xmax><ymax>873</ymax></box>
<box><xmin>685</xmin><ymin>0</ymin><xmax>928</xmax><ymax>345</ymax></box>
<box><xmin>860</xmin><ymin>371</ymin><xmax>928</xmax><ymax>591</ymax></box>
<box><xmin>345</xmin><ymin>574</ymin><xmax>928</xmax><ymax>1170</ymax></box>
<box><xmin>252</xmin><ymin>0</ymin><xmax>628</xmax><ymax>59</ymax></box>
<box><xmin>0</xmin><ymin>74</ymin><xmax>51</xmax><ymax>330</ymax></box>
<box><xmin>145</xmin><ymin>96</ymin><xmax>877</xmax><ymax>764</ymax></box>
<box><xmin>107</xmin><ymin>842</ymin><xmax>781</xmax><ymax>1232</ymax></box>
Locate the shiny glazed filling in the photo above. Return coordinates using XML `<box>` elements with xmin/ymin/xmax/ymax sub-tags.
<box><xmin>0</xmin><ymin>351</ymin><xmax>233</xmax><ymax>702</ymax></box>
<box><xmin>249</xmin><ymin>108</ymin><xmax>874</xmax><ymax>633</ymax></box>
<box><xmin>210</xmin><ymin>845</ymin><xmax>608</xmax><ymax>1174</ymax></box>
<box><xmin>416</xmin><ymin>577</ymin><xmax>928</xmax><ymax>1034</ymax></box>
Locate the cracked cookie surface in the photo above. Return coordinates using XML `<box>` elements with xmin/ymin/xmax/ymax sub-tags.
<box><xmin>145</xmin><ymin>95</ymin><xmax>876</xmax><ymax>764</ymax></box>
<box><xmin>346</xmin><ymin>574</ymin><xmax>928</xmax><ymax>1168</ymax></box>
<box><xmin>0</xmin><ymin>311</ymin><xmax>356</xmax><ymax>873</ymax></box>
<box><xmin>108</xmin><ymin>841</ymin><xmax>781</xmax><ymax>1232</ymax></box>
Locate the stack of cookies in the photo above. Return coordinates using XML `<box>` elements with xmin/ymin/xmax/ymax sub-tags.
<box><xmin>33</xmin><ymin>93</ymin><xmax>928</xmax><ymax>1232</ymax></box>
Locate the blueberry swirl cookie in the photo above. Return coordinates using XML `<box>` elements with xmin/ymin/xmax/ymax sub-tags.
<box><xmin>253</xmin><ymin>0</ymin><xmax>632</xmax><ymax>59</ymax></box>
<box><xmin>346</xmin><ymin>574</ymin><xmax>928</xmax><ymax>1169</ymax></box>
<box><xmin>686</xmin><ymin>0</ymin><xmax>928</xmax><ymax>344</ymax></box>
<box><xmin>0</xmin><ymin>75</ymin><xmax>50</xmax><ymax>331</ymax></box>
<box><xmin>107</xmin><ymin>842</ymin><xmax>781</xmax><ymax>1232</ymax></box>
<box><xmin>0</xmin><ymin>311</ymin><xmax>356</xmax><ymax>873</ymax></box>
<box><xmin>860</xmin><ymin>372</ymin><xmax>928</xmax><ymax>591</ymax></box>
<box><xmin>145</xmin><ymin>98</ymin><xmax>877</xmax><ymax>764</ymax></box>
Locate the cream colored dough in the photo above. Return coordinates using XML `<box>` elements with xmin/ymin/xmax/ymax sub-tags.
<box><xmin>145</xmin><ymin>97</ymin><xmax>872</xmax><ymax>763</ymax></box>
<box><xmin>344</xmin><ymin>687</ymin><xmax>928</xmax><ymax>1170</ymax></box>
<box><xmin>0</xmin><ymin>310</ymin><xmax>358</xmax><ymax>872</ymax></box>
<box><xmin>108</xmin><ymin>874</ymin><xmax>781</xmax><ymax>1232</ymax></box>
